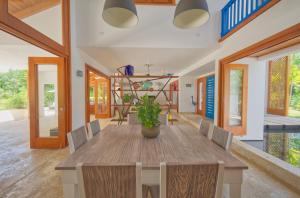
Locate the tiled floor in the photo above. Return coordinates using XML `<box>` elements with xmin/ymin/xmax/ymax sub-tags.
<box><xmin>0</xmin><ymin>118</ymin><xmax>299</xmax><ymax>198</ymax></box>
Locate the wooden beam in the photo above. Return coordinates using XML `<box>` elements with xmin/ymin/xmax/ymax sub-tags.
<box><xmin>10</xmin><ymin>0</ymin><xmax>60</xmax><ymax>19</ymax></box>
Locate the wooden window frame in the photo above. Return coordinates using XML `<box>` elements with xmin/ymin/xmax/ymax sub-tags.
<box><xmin>85</xmin><ymin>64</ymin><xmax>111</xmax><ymax>124</ymax></box>
<box><xmin>218</xmin><ymin>23</ymin><xmax>300</xmax><ymax>128</ymax></box>
<box><xmin>0</xmin><ymin>0</ymin><xmax>71</xmax><ymax>146</ymax></box>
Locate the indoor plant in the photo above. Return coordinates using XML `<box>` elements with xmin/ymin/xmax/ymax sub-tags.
<box><xmin>137</xmin><ymin>94</ymin><xmax>162</xmax><ymax>138</ymax></box>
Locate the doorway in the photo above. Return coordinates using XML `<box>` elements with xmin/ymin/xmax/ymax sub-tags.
<box><xmin>28</xmin><ymin>57</ymin><xmax>67</xmax><ymax>148</ymax></box>
<box><xmin>197</xmin><ymin>77</ymin><xmax>206</xmax><ymax>117</ymax></box>
<box><xmin>85</xmin><ymin>64</ymin><xmax>111</xmax><ymax>123</ymax></box>
<box><xmin>222</xmin><ymin>64</ymin><xmax>248</xmax><ymax>136</ymax></box>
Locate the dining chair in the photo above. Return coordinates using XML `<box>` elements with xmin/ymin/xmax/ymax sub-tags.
<box><xmin>159</xmin><ymin>114</ymin><xmax>169</xmax><ymax>126</ymax></box>
<box><xmin>67</xmin><ymin>126</ymin><xmax>88</xmax><ymax>154</ymax></box>
<box><xmin>160</xmin><ymin>161</ymin><xmax>224</xmax><ymax>198</ymax></box>
<box><xmin>77</xmin><ymin>162</ymin><xmax>142</xmax><ymax>198</ymax></box>
<box><xmin>212</xmin><ymin>126</ymin><xmax>233</xmax><ymax>151</ymax></box>
<box><xmin>128</xmin><ymin>113</ymin><xmax>142</xmax><ymax>125</ymax></box>
<box><xmin>87</xmin><ymin>119</ymin><xmax>101</xmax><ymax>138</ymax></box>
<box><xmin>199</xmin><ymin>119</ymin><xmax>213</xmax><ymax>139</ymax></box>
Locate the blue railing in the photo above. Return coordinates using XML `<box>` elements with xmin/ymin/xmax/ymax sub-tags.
<box><xmin>221</xmin><ymin>0</ymin><xmax>272</xmax><ymax>37</ymax></box>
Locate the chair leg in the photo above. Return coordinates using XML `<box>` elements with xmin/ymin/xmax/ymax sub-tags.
<box><xmin>142</xmin><ymin>185</ymin><xmax>150</xmax><ymax>198</ymax></box>
<box><xmin>149</xmin><ymin>185</ymin><xmax>159</xmax><ymax>198</ymax></box>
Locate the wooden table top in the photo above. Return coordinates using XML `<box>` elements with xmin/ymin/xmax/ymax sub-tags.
<box><xmin>55</xmin><ymin>124</ymin><xmax>248</xmax><ymax>171</ymax></box>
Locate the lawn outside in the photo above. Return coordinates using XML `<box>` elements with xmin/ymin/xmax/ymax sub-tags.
<box><xmin>289</xmin><ymin>108</ymin><xmax>300</xmax><ymax>118</ymax></box>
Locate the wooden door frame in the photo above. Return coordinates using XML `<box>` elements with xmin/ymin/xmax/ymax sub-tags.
<box><xmin>267</xmin><ymin>56</ymin><xmax>290</xmax><ymax>116</ymax></box>
<box><xmin>196</xmin><ymin>77</ymin><xmax>206</xmax><ymax>117</ymax></box>
<box><xmin>0</xmin><ymin>0</ymin><xmax>71</xmax><ymax>147</ymax></box>
<box><xmin>28</xmin><ymin>57</ymin><xmax>67</xmax><ymax>148</ymax></box>
<box><xmin>85</xmin><ymin>64</ymin><xmax>111</xmax><ymax>123</ymax></box>
<box><xmin>223</xmin><ymin>64</ymin><xmax>248</xmax><ymax>136</ymax></box>
<box><xmin>218</xmin><ymin>23</ymin><xmax>300</xmax><ymax>127</ymax></box>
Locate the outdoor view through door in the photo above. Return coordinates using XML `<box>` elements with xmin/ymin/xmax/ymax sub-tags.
<box><xmin>28</xmin><ymin>57</ymin><xmax>67</xmax><ymax>148</ymax></box>
<box><xmin>223</xmin><ymin>64</ymin><xmax>248</xmax><ymax>136</ymax></box>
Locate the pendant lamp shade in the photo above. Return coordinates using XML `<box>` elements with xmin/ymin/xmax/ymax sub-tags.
<box><xmin>103</xmin><ymin>0</ymin><xmax>138</xmax><ymax>28</ymax></box>
<box><xmin>174</xmin><ymin>0</ymin><xmax>210</xmax><ymax>29</ymax></box>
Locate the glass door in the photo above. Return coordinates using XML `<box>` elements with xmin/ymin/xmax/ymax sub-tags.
<box><xmin>95</xmin><ymin>78</ymin><xmax>110</xmax><ymax>118</ymax></box>
<box><xmin>28</xmin><ymin>57</ymin><xmax>67</xmax><ymax>148</ymax></box>
<box><xmin>223</xmin><ymin>64</ymin><xmax>248</xmax><ymax>136</ymax></box>
<box><xmin>197</xmin><ymin>77</ymin><xmax>206</xmax><ymax>116</ymax></box>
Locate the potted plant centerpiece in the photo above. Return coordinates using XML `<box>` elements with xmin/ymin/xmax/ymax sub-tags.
<box><xmin>137</xmin><ymin>94</ymin><xmax>162</xmax><ymax>138</ymax></box>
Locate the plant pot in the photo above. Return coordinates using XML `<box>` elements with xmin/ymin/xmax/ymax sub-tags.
<box><xmin>141</xmin><ymin>125</ymin><xmax>160</xmax><ymax>138</ymax></box>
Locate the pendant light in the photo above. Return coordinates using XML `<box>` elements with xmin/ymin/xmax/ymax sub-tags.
<box><xmin>103</xmin><ymin>0</ymin><xmax>138</xmax><ymax>28</ymax></box>
<box><xmin>174</xmin><ymin>0</ymin><xmax>210</xmax><ymax>29</ymax></box>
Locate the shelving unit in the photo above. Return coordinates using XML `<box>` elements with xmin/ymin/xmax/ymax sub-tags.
<box><xmin>111</xmin><ymin>74</ymin><xmax>179</xmax><ymax>119</ymax></box>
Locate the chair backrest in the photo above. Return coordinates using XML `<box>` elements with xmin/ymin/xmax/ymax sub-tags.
<box><xmin>199</xmin><ymin>119</ymin><xmax>212</xmax><ymax>139</ymax></box>
<box><xmin>159</xmin><ymin>114</ymin><xmax>168</xmax><ymax>126</ymax></box>
<box><xmin>87</xmin><ymin>119</ymin><xmax>101</xmax><ymax>138</ymax></box>
<box><xmin>212</xmin><ymin>127</ymin><xmax>233</xmax><ymax>151</ymax></box>
<box><xmin>77</xmin><ymin>163</ymin><xmax>142</xmax><ymax>198</ymax></box>
<box><xmin>160</xmin><ymin>161</ymin><xmax>224</xmax><ymax>198</ymax></box>
<box><xmin>128</xmin><ymin>113</ymin><xmax>141</xmax><ymax>125</ymax></box>
<box><xmin>67</xmin><ymin>126</ymin><xmax>88</xmax><ymax>154</ymax></box>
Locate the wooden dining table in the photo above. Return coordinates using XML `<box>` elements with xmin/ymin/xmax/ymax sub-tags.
<box><xmin>56</xmin><ymin>124</ymin><xmax>248</xmax><ymax>198</ymax></box>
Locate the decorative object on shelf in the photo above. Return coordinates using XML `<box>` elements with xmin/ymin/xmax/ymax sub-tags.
<box><xmin>145</xmin><ymin>63</ymin><xmax>153</xmax><ymax>76</ymax></box>
<box><xmin>123</xmin><ymin>93</ymin><xmax>133</xmax><ymax>104</ymax></box>
<box><xmin>102</xmin><ymin>0</ymin><xmax>138</xmax><ymax>28</ymax></box>
<box><xmin>137</xmin><ymin>94</ymin><xmax>162</xmax><ymax>138</ymax></box>
<box><xmin>174</xmin><ymin>0</ymin><xmax>210</xmax><ymax>29</ymax></box>
<box><xmin>133</xmin><ymin>82</ymin><xmax>141</xmax><ymax>90</ymax></box>
<box><xmin>142</xmin><ymin>81</ymin><xmax>153</xmax><ymax>90</ymax></box>
<box><xmin>124</xmin><ymin>65</ymin><xmax>134</xmax><ymax>76</ymax></box>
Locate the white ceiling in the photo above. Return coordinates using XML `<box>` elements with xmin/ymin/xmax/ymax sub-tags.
<box><xmin>81</xmin><ymin>47</ymin><xmax>217</xmax><ymax>74</ymax></box>
<box><xmin>76</xmin><ymin>0</ymin><xmax>226</xmax><ymax>74</ymax></box>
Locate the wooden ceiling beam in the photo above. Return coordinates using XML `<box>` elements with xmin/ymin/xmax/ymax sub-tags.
<box><xmin>9</xmin><ymin>0</ymin><xmax>60</xmax><ymax>19</ymax></box>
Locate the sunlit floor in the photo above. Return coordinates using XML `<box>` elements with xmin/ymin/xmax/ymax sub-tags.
<box><xmin>0</xmin><ymin>118</ymin><xmax>299</xmax><ymax>197</ymax></box>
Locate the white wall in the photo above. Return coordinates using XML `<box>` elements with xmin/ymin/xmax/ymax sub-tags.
<box><xmin>232</xmin><ymin>58</ymin><xmax>267</xmax><ymax>140</ymax></box>
<box><xmin>70</xmin><ymin>0</ymin><xmax>112</xmax><ymax>129</ymax></box>
<box><xmin>179</xmin><ymin>76</ymin><xmax>196</xmax><ymax>113</ymax></box>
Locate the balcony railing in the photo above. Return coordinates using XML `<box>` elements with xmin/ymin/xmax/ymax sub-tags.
<box><xmin>221</xmin><ymin>0</ymin><xmax>272</xmax><ymax>38</ymax></box>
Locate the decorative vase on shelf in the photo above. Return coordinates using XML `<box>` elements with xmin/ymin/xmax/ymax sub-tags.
<box><xmin>124</xmin><ymin>65</ymin><xmax>134</xmax><ymax>76</ymax></box>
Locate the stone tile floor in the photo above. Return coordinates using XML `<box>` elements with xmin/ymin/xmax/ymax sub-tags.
<box><xmin>0</xmin><ymin>119</ymin><xmax>299</xmax><ymax>198</ymax></box>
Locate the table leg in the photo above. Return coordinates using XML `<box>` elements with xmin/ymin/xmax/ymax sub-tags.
<box><xmin>61</xmin><ymin>170</ymin><xmax>79</xmax><ymax>198</ymax></box>
<box><xmin>224</xmin><ymin>169</ymin><xmax>243</xmax><ymax>198</ymax></box>
<box><xmin>229</xmin><ymin>183</ymin><xmax>241</xmax><ymax>198</ymax></box>
<box><xmin>63</xmin><ymin>184</ymin><xmax>79</xmax><ymax>198</ymax></box>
